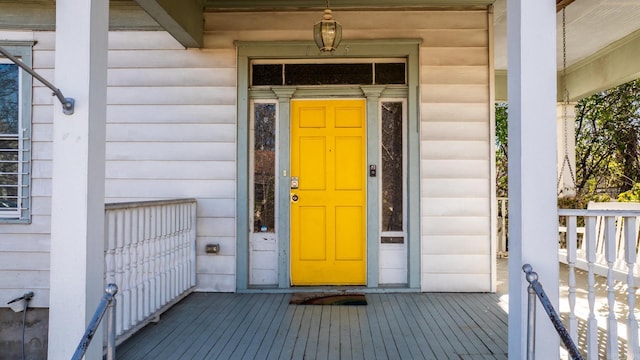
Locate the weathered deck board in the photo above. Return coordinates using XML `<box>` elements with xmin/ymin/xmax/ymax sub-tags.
<box><xmin>117</xmin><ymin>292</ymin><xmax>509</xmax><ymax>359</ymax></box>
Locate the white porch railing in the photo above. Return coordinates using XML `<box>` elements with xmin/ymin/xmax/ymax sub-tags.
<box><xmin>104</xmin><ymin>198</ymin><xmax>197</xmax><ymax>344</ymax></box>
<box><xmin>497</xmin><ymin>197</ymin><xmax>508</xmax><ymax>257</ymax></box>
<box><xmin>558</xmin><ymin>207</ymin><xmax>640</xmax><ymax>359</ymax></box>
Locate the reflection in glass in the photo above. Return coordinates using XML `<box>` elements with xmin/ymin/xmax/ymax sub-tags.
<box><xmin>285</xmin><ymin>63</ymin><xmax>373</xmax><ymax>85</ymax></box>
<box><xmin>381</xmin><ymin>102</ymin><xmax>403</xmax><ymax>232</ymax></box>
<box><xmin>0</xmin><ymin>64</ymin><xmax>19</xmax><ymax>211</ymax></box>
<box><xmin>253</xmin><ymin>103</ymin><xmax>276</xmax><ymax>232</ymax></box>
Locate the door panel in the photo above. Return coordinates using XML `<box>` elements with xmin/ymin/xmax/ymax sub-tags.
<box><xmin>290</xmin><ymin>99</ymin><xmax>366</xmax><ymax>285</ymax></box>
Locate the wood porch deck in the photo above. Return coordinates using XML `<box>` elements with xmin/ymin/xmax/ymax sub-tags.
<box><xmin>116</xmin><ymin>291</ymin><xmax>509</xmax><ymax>360</ymax></box>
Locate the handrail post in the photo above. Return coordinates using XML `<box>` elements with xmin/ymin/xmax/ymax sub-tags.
<box><xmin>106</xmin><ymin>285</ymin><xmax>117</xmax><ymax>360</ymax></box>
<box><xmin>523</xmin><ymin>264</ymin><xmax>584</xmax><ymax>360</ymax></box>
<box><xmin>526</xmin><ymin>264</ymin><xmax>536</xmax><ymax>360</ymax></box>
<box><xmin>71</xmin><ymin>284</ymin><xmax>118</xmax><ymax>360</ymax></box>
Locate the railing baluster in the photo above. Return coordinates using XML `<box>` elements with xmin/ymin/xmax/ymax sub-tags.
<box><xmin>585</xmin><ymin>215</ymin><xmax>598</xmax><ymax>360</ymax></box>
<box><xmin>624</xmin><ymin>216</ymin><xmax>640</xmax><ymax>359</ymax></box>
<box><xmin>176</xmin><ymin>204</ymin><xmax>185</xmax><ymax>292</ymax></box>
<box><xmin>604</xmin><ymin>216</ymin><xmax>619</xmax><ymax>359</ymax></box>
<box><xmin>170</xmin><ymin>205</ymin><xmax>178</xmax><ymax>299</ymax></box>
<box><xmin>122</xmin><ymin>209</ymin><xmax>132</xmax><ymax>332</ymax></box>
<box><xmin>114</xmin><ymin>210</ymin><xmax>124</xmax><ymax>336</ymax></box>
<box><xmin>150</xmin><ymin>207</ymin><xmax>160</xmax><ymax>313</ymax></box>
<box><xmin>135</xmin><ymin>207</ymin><xmax>145</xmax><ymax>323</ymax></box>
<box><xmin>566</xmin><ymin>215</ymin><xmax>578</xmax><ymax>344</ymax></box>
<box><xmin>190</xmin><ymin>202</ymin><xmax>197</xmax><ymax>287</ymax></box>
<box><xmin>105</xmin><ymin>211</ymin><xmax>117</xmax><ymax>287</ymax></box>
<box><xmin>160</xmin><ymin>205</ymin><xmax>167</xmax><ymax>307</ymax></box>
<box><xmin>142</xmin><ymin>207</ymin><xmax>151</xmax><ymax>319</ymax></box>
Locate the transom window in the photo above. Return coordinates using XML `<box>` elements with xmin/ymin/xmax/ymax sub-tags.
<box><xmin>251</xmin><ymin>60</ymin><xmax>406</xmax><ymax>86</ymax></box>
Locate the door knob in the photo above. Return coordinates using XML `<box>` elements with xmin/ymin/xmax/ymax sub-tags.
<box><xmin>291</xmin><ymin>194</ymin><xmax>299</xmax><ymax>203</ymax></box>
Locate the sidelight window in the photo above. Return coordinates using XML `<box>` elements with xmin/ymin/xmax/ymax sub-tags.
<box><xmin>251</xmin><ymin>102</ymin><xmax>277</xmax><ymax>233</ymax></box>
<box><xmin>380</xmin><ymin>100</ymin><xmax>406</xmax><ymax>243</ymax></box>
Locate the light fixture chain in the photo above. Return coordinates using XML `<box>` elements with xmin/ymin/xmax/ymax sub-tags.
<box><xmin>558</xmin><ymin>6</ymin><xmax>577</xmax><ymax>195</ymax></box>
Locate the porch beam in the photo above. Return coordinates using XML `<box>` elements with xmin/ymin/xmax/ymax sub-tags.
<box><xmin>507</xmin><ymin>0</ymin><xmax>560</xmax><ymax>359</ymax></box>
<box><xmin>561</xmin><ymin>28</ymin><xmax>640</xmax><ymax>101</ymax></box>
<box><xmin>134</xmin><ymin>0</ymin><xmax>204</xmax><ymax>48</ymax></box>
<box><xmin>47</xmin><ymin>0</ymin><xmax>108</xmax><ymax>358</ymax></box>
<box><xmin>0</xmin><ymin>2</ymin><xmax>161</xmax><ymax>30</ymax></box>
<box><xmin>204</xmin><ymin>0</ymin><xmax>493</xmax><ymax>11</ymax></box>
<box><xmin>496</xmin><ymin>29</ymin><xmax>640</xmax><ymax>103</ymax></box>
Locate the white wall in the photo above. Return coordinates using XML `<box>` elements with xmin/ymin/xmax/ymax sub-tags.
<box><xmin>0</xmin><ymin>8</ymin><xmax>494</xmax><ymax>303</ymax></box>
<box><xmin>0</xmin><ymin>30</ymin><xmax>238</xmax><ymax>305</ymax></box>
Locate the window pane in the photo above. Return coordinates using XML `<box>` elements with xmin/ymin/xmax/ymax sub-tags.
<box><xmin>252</xmin><ymin>64</ymin><xmax>283</xmax><ymax>86</ymax></box>
<box><xmin>0</xmin><ymin>64</ymin><xmax>19</xmax><ymax>134</ymax></box>
<box><xmin>381</xmin><ymin>102</ymin><xmax>403</xmax><ymax>232</ymax></box>
<box><xmin>0</xmin><ymin>63</ymin><xmax>19</xmax><ymax>213</ymax></box>
<box><xmin>253</xmin><ymin>103</ymin><xmax>276</xmax><ymax>232</ymax></box>
<box><xmin>375</xmin><ymin>63</ymin><xmax>406</xmax><ymax>85</ymax></box>
<box><xmin>285</xmin><ymin>63</ymin><xmax>373</xmax><ymax>85</ymax></box>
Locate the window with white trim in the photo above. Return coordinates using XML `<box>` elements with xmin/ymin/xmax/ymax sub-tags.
<box><xmin>0</xmin><ymin>45</ymin><xmax>31</xmax><ymax>222</ymax></box>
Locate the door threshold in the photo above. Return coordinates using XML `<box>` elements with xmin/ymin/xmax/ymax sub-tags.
<box><xmin>238</xmin><ymin>285</ymin><xmax>420</xmax><ymax>294</ymax></box>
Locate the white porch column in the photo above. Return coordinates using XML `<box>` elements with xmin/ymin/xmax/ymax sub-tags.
<box><xmin>557</xmin><ymin>102</ymin><xmax>577</xmax><ymax>198</ymax></box>
<box><xmin>507</xmin><ymin>0</ymin><xmax>560</xmax><ymax>359</ymax></box>
<box><xmin>47</xmin><ymin>0</ymin><xmax>109</xmax><ymax>359</ymax></box>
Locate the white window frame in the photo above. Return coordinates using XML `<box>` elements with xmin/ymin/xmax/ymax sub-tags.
<box><xmin>0</xmin><ymin>43</ymin><xmax>32</xmax><ymax>223</ymax></box>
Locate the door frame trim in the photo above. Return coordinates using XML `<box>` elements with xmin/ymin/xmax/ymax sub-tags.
<box><xmin>237</xmin><ymin>40</ymin><xmax>421</xmax><ymax>291</ymax></box>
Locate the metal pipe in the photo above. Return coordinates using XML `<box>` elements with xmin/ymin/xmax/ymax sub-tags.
<box><xmin>72</xmin><ymin>284</ymin><xmax>118</xmax><ymax>360</ymax></box>
<box><xmin>0</xmin><ymin>45</ymin><xmax>74</xmax><ymax>115</ymax></box>
<box><xmin>525</xmin><ymin>264</ymin><xmax>536</xmax><ymax>360</ymax></box>
<box><xmin>522</xmin><ymin>264</ymin><xmax>584</xmax><ymax>360</ymax></box>
<box><xmin>106</xmin><ymin>286</ymin><xmax>117</xmax><ymax>360</ymax></box>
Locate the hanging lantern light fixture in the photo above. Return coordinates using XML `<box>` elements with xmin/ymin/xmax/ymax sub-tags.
<box><xmin>313</xmin><ymin>1</ymin><xmax>342</xmax><ymax>52</ymax></box>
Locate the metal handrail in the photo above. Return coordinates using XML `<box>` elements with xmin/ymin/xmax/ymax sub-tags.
<box><xmin>72</xmin><ymin>284</ymin><xmax>118</xmax><ymax>360</ymax></box>
<box><xmin>0</xmin><ymin>45</ymin><xmax>75</xmax><ymax>115</ymax></box>
<box><xmin>522</xmin><ymin>264</ymin><xmax>584</xmax><ymax>360</ymax></box>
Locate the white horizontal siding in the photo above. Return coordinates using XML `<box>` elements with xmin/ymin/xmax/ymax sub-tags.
<box><xmin>106</xmin><ymin>179</ymin><xmax>235</xmax><ymax>198</ymax></box>
<box><xmin>422</xmin><ymin>216</ymin><xmax>490</xmax><ymax>236</ymax></box>
<box><xmin>422</xmin><ymin>159</ymin><xmax>489</xmax><ymax>179</ymax></box>
<box><xmin>107</xmin><ymin>104</ymin><xmax>236</xmax><ymax>124</ymax></box>
<box><xmin>105</xmin><ymin>161</ymin><xmax>235</xmax><ymax>180</ymax></box>
<box><xmin>421</xmin><ymin>198</ymin><xmax>490</xmax><ymax>217</ymax></box>
<box><xmin>106</xmin><ymin>123</ymin><xmax>236</xmax><ymax>142</ymax></box>
<box><xmin>423</xmin><ymin>235</ymin><xmax>490</xmax><ymax>255</ymax></box>
<box><xmin>421</xmin><ymin>103</ymin><xmax>490</xmax><ymax>123</ymax></box>
<box><xmin>421</xmin><ymin>274</ymin><xmax>490</xmax><ymax>292</ymax></box>
<box><xmin>106</xmin><ymin>142</ymin><xmax>236</xmax><ymax>161</ymax></box>
<box><xmin>421</xmin><ymin>141</ymin><xmax>489</xmax><ymax>160</ymax></box>
<box><xmin>417</xmin><ymin>9</ymin><xmax>492</xmax><ymax>291</ymax></box>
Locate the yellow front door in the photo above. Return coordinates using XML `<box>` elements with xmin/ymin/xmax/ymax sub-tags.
<box><xmin>290</xmin><ymin>99</ymin><xmax>367</xmax><ymax>285</ymax></box>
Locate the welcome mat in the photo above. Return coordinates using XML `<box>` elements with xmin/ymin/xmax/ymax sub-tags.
<box><xmin>289</xmin><ymin>292</ymin><xmax>367</xmax><ymax>305</ymax></box>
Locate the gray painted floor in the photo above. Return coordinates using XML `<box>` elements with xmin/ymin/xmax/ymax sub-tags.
<box><xmin>116</xmin><ymin>291</ymin><xmax>508</xmax><ymax>359</ymax></box>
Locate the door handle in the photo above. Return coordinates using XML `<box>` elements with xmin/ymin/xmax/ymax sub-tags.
<box><xmin>291</xmin><ymin>194</ymin><xmax>299</xmax><ymax>203</ymax></box>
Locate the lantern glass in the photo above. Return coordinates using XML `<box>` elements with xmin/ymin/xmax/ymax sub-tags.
<box><xmin>313</xmin><ymin>10</ymin><xmax>342</xmax><ymax>52</ymax></box>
